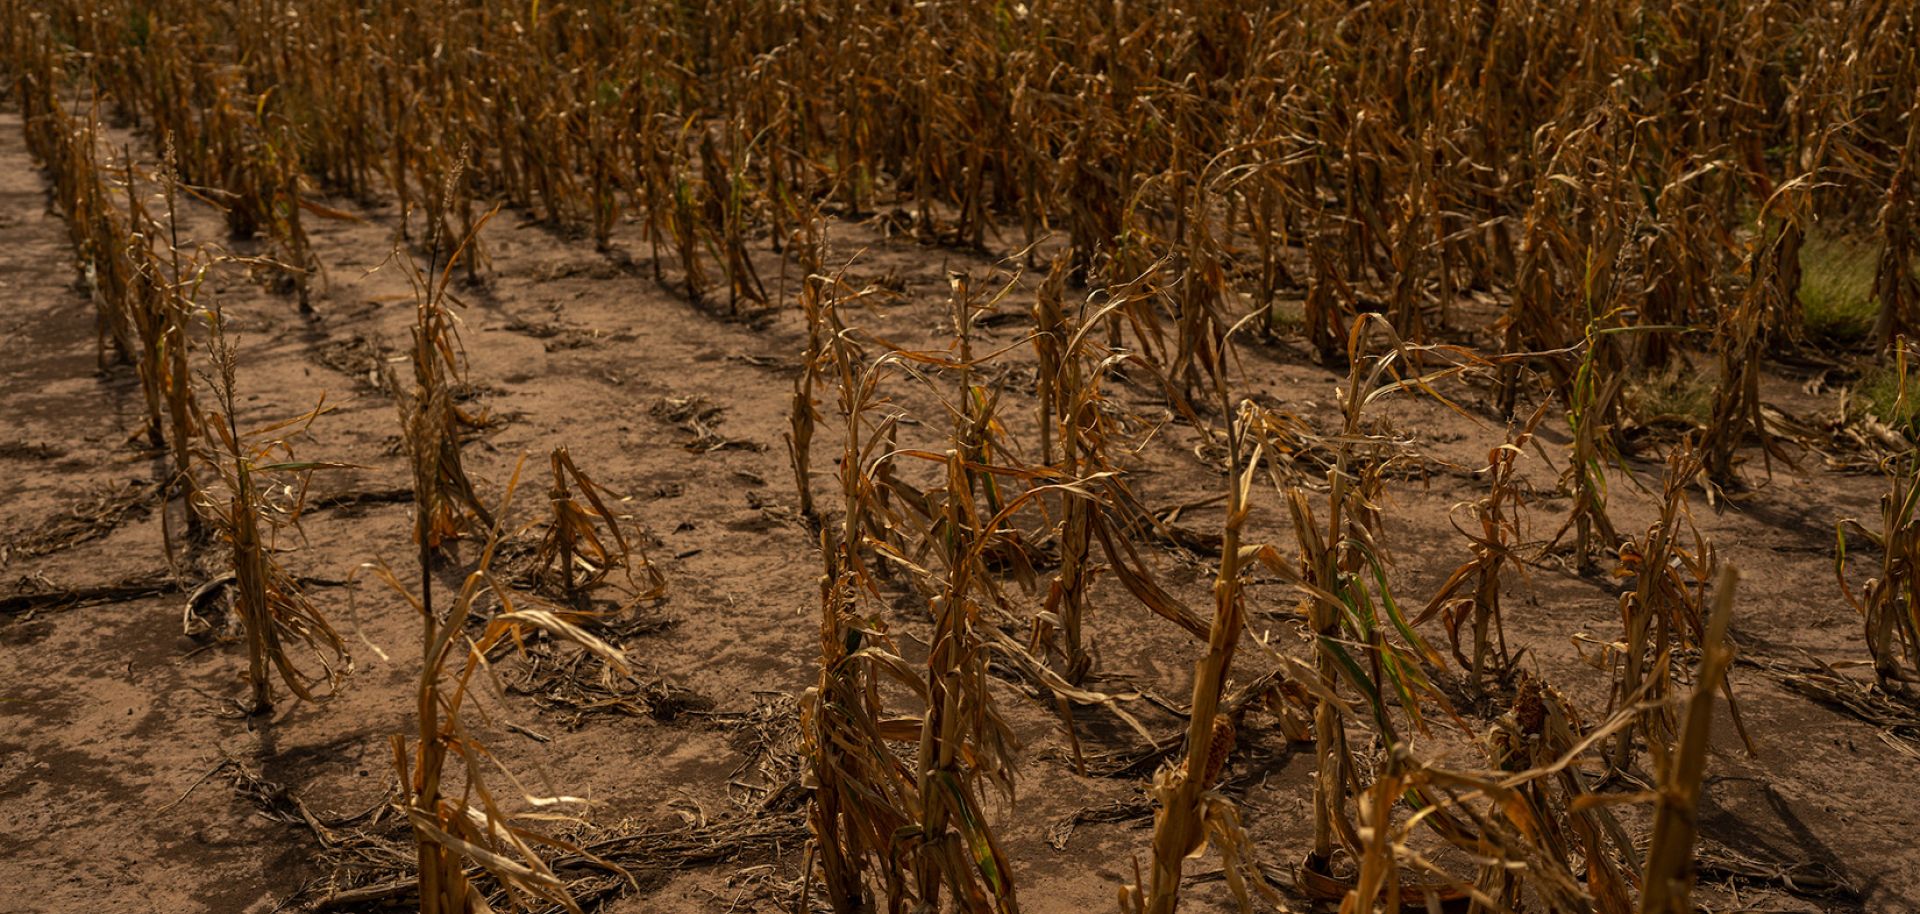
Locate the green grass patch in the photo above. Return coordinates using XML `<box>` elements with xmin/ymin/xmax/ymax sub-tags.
<box><xmin>1854</xmin><ymin>360</ymin><xmax>1920</xmax><ymax>437</ymax></box>
<box><xmin>1260</xmin><ymin>297</ymin><xmax>1306</xmax><ymax>334</ymax></box>
<box><xmin>1799</xmin><ymin>231</ymin><xmax>1881</xmax><ymax>343</ymax></box>
<box><xmin>1626</xmin><ymin>365</ymin><xmax>1714</xmax><ymax>427</ymax></box>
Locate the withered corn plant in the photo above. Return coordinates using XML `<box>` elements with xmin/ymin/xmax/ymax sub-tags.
<box><xmin>802</xmin><ymin>320</ymin><xmax>902</xmax><ymax>914</ymax></box>
<box><xmin>1025</xmin><ymin>263</ymin><xmax>1233</xmax><ymax>692</ymax></box>
<box><xmin>193</xmin><ymin>314</ymin><xmax>349</xmax><ymax>714</ymax></box>
<box><xmin>1421</xmin><ymin>404</ymin><xmax>1549</xmax><ymax>694</ymax></box>
<box><xmin>906</xmin><ymin>447</ymin><xmax>1024</xmax><ymax>913</ymax></box>
<box><xmin>534</xmin><ymin>446</ymin><xmax>662</xmax><ymax>607</ymax></box>
<box><xmin>119</xmin><ymin>154</ymin><xmax>175</xmax><ymax>452</ymax></box>
<box><xmin>1607</xmin><ymin>444</ymin><xmax>1749</xmax><ymax>773</ymax></box>
<box><xmin>1333</xmin><ymin>568</ymin><xmax>1742</xmax><ymax>913</ymax></box>
<box><xmin>1243</xmin><ymin>319</ymin><xmax>1471</xmax><ymax>900</ymax></box>
<box><xmin>1334</xmin><ymin>745</ymin><xmax>1596</xmax><ymax>914</ymax></box>
<box><xmin>1702</xmin><ymin>178</ymin><xmax>1809</xmax><ymax>487</ymax></box>
<box><xmin>1480</xmin><ymin>673</ymin><xmax>1641</xmax><ymax>913</ymax></box>
<box><xmin>1555</xmin><ymin>331</ymin><xmax>1624</xmax><ymax>575</ymax></box>
<box><xmin>1639</xmin><ymin>565</ymin><xmax>1741</xmax><ymax>914</ymax></box>
<box><xmin>1634</xmin><ymin>158</ymin><xmax>1727</xmax><ymax>372</ymax></box>
<box><xmin>799</xmin><ymin>268</ymin><xmax>1175</xmax><ymax>912</ymax></box>
<box><xmin>9</xmin><ymin>36</ymin><xmax>140</xmax><ymax>370</ymax></box>
<box><xmin>126</xmin><ymin>143</ymin><xmax>208</xmax><ymax>548</ymax></box>
<box><xmin>1838</xmin><ymin>344</ymin><xmax>1920</xmax><ymax>695</ymax></box>
<box><xmin>378</xmin><ymin>462</ymin><xmax>631</xmax><ymax>914</ymax></box>
<box><xmin>1125</xmin><ymin>400</ymin><xmax>1270</xmax><ymax>914</ymax></box>
<box><xmin>1871</xmin><ymin>98</ymin><xmax>1920</xmax><ymax>348</ymax></box>
<box><xmin>8</xmin><ymin>13</ymin><xmax>214</xmax><ymax>557</ymax></box>
<box><xmin>785</xmin><ymin>271</ymin><xmax>831</xmax><ymax>525</ymax></box>
<box><xmin>392</xmin><ymin>180</ymin><xmax>501</xmax><ymax>586</ymax></box>
<box><xmin>802</xmin><ymin>330</ymin><xmax>1023</xmax><ymax>914</ymax></box>
<box><xmin>1031</xmin><ymin>257</ymin><xmax>1107</xmax><ymax>684</ymax></box>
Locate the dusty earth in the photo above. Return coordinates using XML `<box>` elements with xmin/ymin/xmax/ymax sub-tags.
<box><xmin>1</xmin><ymin>101</ymin><xmax>1917</xmax><ymax>914</ymax></box>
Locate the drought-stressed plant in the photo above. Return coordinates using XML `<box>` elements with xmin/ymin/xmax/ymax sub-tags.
<box><xmin>1839</xmin><ymin>345</ymin><xmax>1920</xmax><ymax>695</ymax></box>
<box><xmin>193</xmin><ymin>314</ymin><xmax>349</xmax><ymax>713</ymax></box>
<box><xmin>1607</xmin><ymin>444</ymin><xmax>1749</xmax><ymax>772</ymax></box>
<box><xmin>1127</xmin><ymin>400</ymin><xmax>1268</xmax><ymax>914</ymax></box>
<box><xmin>379</xmin><ymin>463</ymin><xmax>632</xmax><ymax>914</ymax></box>
<box><xmin>1639</xmin><ymin>565</ymin><xmax>1740</xmax><ymax>914</ymax></box>
<box><xmin>533</xmin><ymin>446</ymin><xmax>662</xmax><ymax>607</ymax></box>
<box><xmin>1422</xmin><ymin>403</ymin><xmax>1548</xmax><ymax>693</ymax></box>
<box><xmin>392</xmin><ymin>179</ymin><xmax>500</xmax><ymax>581</ymax></box>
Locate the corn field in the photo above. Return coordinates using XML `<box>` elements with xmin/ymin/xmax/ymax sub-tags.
<box><xmin>2</xmin><ymin>1</ymin><xmax>1919</xmax><ymax>912</ymax></box>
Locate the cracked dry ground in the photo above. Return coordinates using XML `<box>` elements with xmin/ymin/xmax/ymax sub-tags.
<box><xmin>1</xmin><ymin>108</ymin><xmax>1917</xmax><ymax>914</ymax></box>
